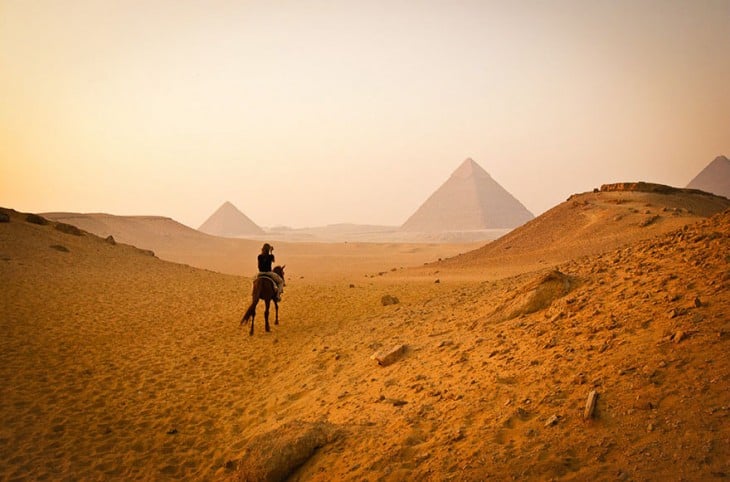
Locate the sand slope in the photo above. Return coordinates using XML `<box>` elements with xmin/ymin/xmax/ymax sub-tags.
<box><xmin>41</xmin><ymin>212</ymin><xmax>482</xmax><ymax>280</ymax></box>
<box><xmin>423</xmin><ymin>183</ymin><xmax>730</xmax><ymax>278</ymax></box>
<box><xmin>2</xmin><ymin>201</ymin><xmax>729</xmax><ymax>481</ymax></box>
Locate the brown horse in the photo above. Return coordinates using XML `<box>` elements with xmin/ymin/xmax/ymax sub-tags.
<box><xmin>240</xmin><ymin>265</ymin><xmax>285</xmax><ymax>336</ymax></box>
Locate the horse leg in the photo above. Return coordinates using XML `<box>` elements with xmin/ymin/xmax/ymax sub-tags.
<box><xmin>264</xmin><ymin>299</ymin><xmax>271</xmax><ymax>332</ymax></box>
<box><xmin>274</xmin><ymin>299</ymin><xmax>279</xmax><ymax>325</ymax></box>
<box><xmin>249</xmin><ymin>308</ymin><xmax>255</xmax><ymax>336</ymax></box>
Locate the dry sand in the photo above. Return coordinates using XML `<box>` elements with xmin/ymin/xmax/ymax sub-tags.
<box><xmin>2</xmin><ymin>190</ymin><xmax>729</xmax><ymax>481</ymax></box>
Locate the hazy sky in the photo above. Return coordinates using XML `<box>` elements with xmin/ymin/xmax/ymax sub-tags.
<box><xmin>1</xmin><ymin>1</ymin><xmax>728</xmax><ymax>228</ymax></box>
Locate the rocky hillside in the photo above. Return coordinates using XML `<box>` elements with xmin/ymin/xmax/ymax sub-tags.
<box><xmin>230</xmin><ymin>209</ymin><xmax>729</xmax><ymax>481</ymax></box>
<box><xmin>2</xmin><ymin>204</ymin><xmax>727</xmax><ymax>480</ymax></box>
<box><xmin>426</xmin><ymin>183</ymin><xmax>730</xmax><ymax>278</ymax></box>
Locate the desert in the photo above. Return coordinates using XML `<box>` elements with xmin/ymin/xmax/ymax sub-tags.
<box><xmin>2</xmin><ymin>182</ymin><xmax>729</xmax><ymax>481</ymax></box>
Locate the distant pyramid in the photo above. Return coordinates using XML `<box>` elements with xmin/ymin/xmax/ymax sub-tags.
<box><xmin>198</xmin><ymin>201</ymin><xmax>265</xmax><ymax>237</ymax></box>
<box><xmin>686</xmin><ymin>155</ymin><xmax>730</xmax><ymax>198</ymax></box>
<box><xmin>401</xmin><ymin>158</ymin><xmax>534</xmax><ymax>231</ymax></box>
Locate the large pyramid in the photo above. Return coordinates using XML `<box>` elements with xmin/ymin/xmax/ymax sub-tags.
<box><xmin>401</xmin><ymin>158</ymin><xmax>534</xmax><ymax>231</ymax></box>
<box><xmin>198</xmin><ymin>201</ymin><xmax>265</xmax><ymax>237</ymax></box>
<box><xmin>686</xmin><ymin>155</ymin><xmax>730</xmax><ymax>198</ymax></box>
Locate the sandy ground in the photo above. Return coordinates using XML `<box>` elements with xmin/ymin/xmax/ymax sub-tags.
<box><xmin>1</xmin><ymin>198</ymin><xmax>729</xmax><ymax>481</ymax></box>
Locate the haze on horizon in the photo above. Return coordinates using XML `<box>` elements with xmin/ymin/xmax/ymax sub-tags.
<box><xmin>1</xmin><ymin>0</ymin><xmax>728</xmax><ymax>229</ymax></box>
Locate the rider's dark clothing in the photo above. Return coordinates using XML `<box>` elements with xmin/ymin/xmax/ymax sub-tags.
<box><xmin>258</xmin><ymin>253</ymin><xmax>275</xmax><ymax>273</ymax></box>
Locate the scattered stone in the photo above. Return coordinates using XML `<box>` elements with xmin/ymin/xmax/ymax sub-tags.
<box><xmin>55</xmin><ymin>222</ymin><xmax>83</xmax><ymax>236</ymax></box>
<box><xmin>50</xmin><ymin>245</ymin><xmax>69</xmax><ymax>253</ymax></box>
<box><xmin>233</xmin><ymin>420</ymin><xmax>338</xmax><ymax>482</ymax></box>
<box><xmin>693</xmin><ymin>296</ymin><xmax>702</xmax><ymax>308</ymax></box>
<box><xmin>669</xmin><ymin>307</ymin><xmax>687</xmax><ymax>318</ymax></box>
<box><xmin>584</xmin><ymin>390</ymin><xmax>599</xmax><ymax>420</ymax></box>
<box><xmin>371</xmin><ymin>344</ymin><xmax>407</xmax><ymax>366</ymax></box>
<box><xmin>0</xmin><ymin>212</ymin><xmax>9</xmax><ymax>223</ymax></box>
<box><xmin>166</xmin><ymin>428</ymin><xmax>178</xmax><ymax>435</ymax></box>
<box><xmin>381</xmin><ymin>294</ymin><xmax>399</xmax><ymax>306</ymax></box>
<box><xmin>434</xmin><ymin>279</ymin><xmax>440</xmax><ymax>284</ymax></box>
<box><xmin>105</xmin><ymin>235</ymin><xmax>116</xmax><ymax>245</ymax></box>
<box><xmin>25</xmin><ymin>213</ymin><xmax>48</xmax><ymax>225</ymax></box>
<box><xmin>673</xmin><ymin>331</ymin><xmax>686</xmax><ymax>344</ymax></box>
<box><xmin>544</xmin><ymin>414</ymin><xmax>559</xmax><ymax>427</ymax></box>
<box><xmin>639</xmin><ymin>215</ymin><xmax>660</xmax><ymax>227</ymax></box>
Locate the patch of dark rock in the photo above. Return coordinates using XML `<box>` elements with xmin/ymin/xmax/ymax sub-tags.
<box><xmin>55</xmin><ymin>222</ymin><xmax>83</xmax><ymax>236</ymax></box>
<box><xmin>50</xmin><ymin>245</ymin><xmax>70</xmax><ymax>253</ymax></box>
<box><xmin>25</xmin><ymin>213</ymin><xmax>48</xmax><ymax>225</ymax></box>
<box><xmin>233</xmin><ymin>420</ymin><xmax>339</xmax><ymax>482</ymax></box>
<box><xmin>381</xmin><ymin>294</ymin><xmax>399</xmax><ymax>306</ymax></box>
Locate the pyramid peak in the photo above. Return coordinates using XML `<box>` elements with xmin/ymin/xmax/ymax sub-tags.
<box><xmin>199</xmin><ymin>201</ymin><xmax>264</xmax><ymax>236</ymax></box>
<box><xmin>451</xmin><ymin>157</ymin><xmax>490</xmax><ymax>179</ymax></box>
<box><xmin>712</xmin><ymin>155</ymin><xmax>729</xmax><ymax>163</ymax></box>
<box><xmin>401</xmin><ymin>157</ymin><xmax>533</xmax><ymax>231</ymax></box>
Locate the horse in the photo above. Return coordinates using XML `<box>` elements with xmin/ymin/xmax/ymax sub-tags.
<box><xmin>240</xmin><ymin>265</ymin><xmax>285</xmax><ymax>336</ymax></box>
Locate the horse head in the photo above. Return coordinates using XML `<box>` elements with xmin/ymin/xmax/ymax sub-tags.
<box><xmin>273</xmin><ymin>265</ymin><xmax>286</xmax><ymax>285</ymax></box>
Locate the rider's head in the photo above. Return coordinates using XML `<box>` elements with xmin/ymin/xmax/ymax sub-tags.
<box><xmin>262</xmin><ymin>243</ymin><xmax>272</xmax><ymax>254</ymax></box>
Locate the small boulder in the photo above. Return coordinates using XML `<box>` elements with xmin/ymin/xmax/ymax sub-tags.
<box><xmin>55</xmin><ymin>222</ymin><xmax>83</xmax><ymax>236</ymax></box>
<box><xmin>0</xmin><ymin>212</ymin><xmax>9</xmax><ymax>223</ymax></box>
<box><xmin>371</xmin><ymin>344</ymin><xmax>407</xmax><ymax>366</ymax></box>
<box><xmin>105</xmin><ymin>235</ymin><xmax>116</xmax><ymax>245</ymax></box>
<box><xmin>25</xmin><ymin>213</ymin><xmax>48</xmax><ymax>225</ymax></box>
<box><xmin>381</xmin><ymin>294</ymin><xmax>399</xmax><ymax>306</ymax></box>
<box><xmin>234</xmin><ymin>420</ymin><xmax>338</xmax><ymax>482</ymax></box>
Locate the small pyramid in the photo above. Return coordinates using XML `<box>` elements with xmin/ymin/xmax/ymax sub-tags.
<box><xmin>401</xmin><ymin>158</ymin><xmax>534</xmax><ymax>231</ymax></box>
<box><xmin>686</xmin><ymin>155</ymin><xmax>730</xmax><ymax>198</ymax></box>
<box><xmin>198</xmin><ymin>201</ymin><xmax>265</xmax><ymax>237</ymax></box>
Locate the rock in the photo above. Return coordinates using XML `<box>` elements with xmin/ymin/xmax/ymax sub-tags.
<box><xmin>693</xmin><ymin>296</ymin><xmax>702</xmax><ymax>308</ymax></box>
<box><xmin>25</xmin><ymin>213</ymin><xmax>48</xmax><ymax>225</ymax></box>
<box><xmin>381</xmin><ymin>294</ymin><xmax>400</xmax><ymax>306</ymax></box>
<box><xmin>673</xmin><ymin>331</ymin><xmax>686</xmax><ymax>344</ymax></box>
<box><xmin>584</xmin><ymin>390</ymin><xmax>599</xmax><ymax>420</ymax></box>
<box><xmin>50</xmin><ymin>245</ymin><xmax>69</xmax><ymax>253</ymax></box>
<box><xmin>55</xmin><ymin>222</ymin><xmax>83</xmax><ymax>236</ymax></box>
<box><xmin>669</xmin><ymin>307</ymin><xmax>687</xmax><ymax>318</ymax></box>
<box><xmin>491</xmin><ymin>270</ymin><xmax>576</xmax><ymax>321</ymax></box>
<box><xmin>0</xmin><ymin>212</ymin><xmax>9</xmax><ymax>223</ymax></box>
<box><xmin>371</xmin><ymin>344</ymin><xmax>407</xmax><ymax>366</ymax></box>
<box><xmin>105</xmin><ymin>235</ymin><xmax>116</xmax><ymax>245</ymax></box>
<box><xmin>544</xmin><ymin>414</ymin><xmax>559</xmax><ymax>427</ymax></box>
<box><xmin>234</xmin><ymin>420</ymin><xmax>338</xmax><ymax>482</ymax></box>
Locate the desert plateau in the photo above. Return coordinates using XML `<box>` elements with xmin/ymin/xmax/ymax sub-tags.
<box><xmin>1</xmin><ymin>183</ymin><xmax>729</xmax><ymax>481</ymax></box>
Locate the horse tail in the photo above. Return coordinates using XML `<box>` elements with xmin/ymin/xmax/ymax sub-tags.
<box><xmin>241</xmin><ymin>279</ymin><xmax>261</xmax><ymax>324</ymax></box>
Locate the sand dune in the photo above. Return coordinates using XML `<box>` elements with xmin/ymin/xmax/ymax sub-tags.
<box><xmin>421</xmin><ymin>183</ymin><xmax>730</xmax><ymax>278</ymax></box>
<box><xmin>2</xmin><ymin>191</ymin><xmax>729</xmax><ymax>480</ymax></box>
<box><xmin>41</xmin><ymin>212</ymin><xmax>483</xmax><ymax>280</ymax></box>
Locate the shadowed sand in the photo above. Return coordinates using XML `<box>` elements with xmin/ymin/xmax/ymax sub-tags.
<box><xmin>2</xmin><ymin>186</ymin><xmax>729</xmax><ymax>480</ymax></box>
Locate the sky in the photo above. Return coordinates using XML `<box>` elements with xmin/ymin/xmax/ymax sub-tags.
<box><xmin>1</xmin><ymin>0</ymin><xmax>728</xmax><ymax>229</ymax></box>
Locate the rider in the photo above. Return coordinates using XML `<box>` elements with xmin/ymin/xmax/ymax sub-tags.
<box><xmin>258</xmin><ymin>243</ymin><xmax>283</xmax><ymax>301</ymax></box>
